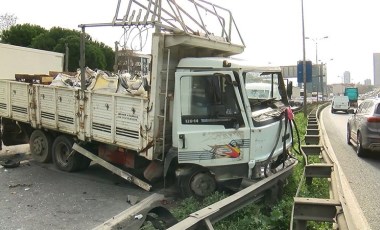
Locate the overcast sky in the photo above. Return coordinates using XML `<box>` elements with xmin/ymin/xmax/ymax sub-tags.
<box><xmin>2</xmin><ymin>0</ymin><xmax>380</xmax><ymax>84</ymax></box>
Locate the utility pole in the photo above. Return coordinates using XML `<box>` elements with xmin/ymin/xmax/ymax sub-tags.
<box><xmin>65</xmin><ymin>43</ymin><xmax>69</xmax><ymax>72</ymax></box>
<box><xmin>301</xmin><ymin>0</ymin><xmax>307</xmax><ymax>117</ymax></box>
<box><xmin>305</xmin><ymin>36</ymin><xmax>328</xmax><ymax>102</ymax></box>
<box><xmin>320</xmin><ymin>62</ymin><xmax>324</xmax><ymax>100</ymax></box>
<box><xmin>114</xmin><ymin>41</ymin><xmax>119</xmax><ymax>73</ymax></box>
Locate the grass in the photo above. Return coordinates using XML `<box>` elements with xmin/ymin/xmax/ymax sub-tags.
<box><xmin>170</xmin><ymin>107</ymin><xmax>332</xmax><ymax>229</ymax></box>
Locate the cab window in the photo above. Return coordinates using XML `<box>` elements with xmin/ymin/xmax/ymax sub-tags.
<box><xmin>180</xmin><ymin>74</ymin><xmax>244</xmax><ymax>128</ymax></box>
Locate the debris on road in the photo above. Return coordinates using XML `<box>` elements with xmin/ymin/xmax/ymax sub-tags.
<box><xmin>8</xmin><ymin>183</ymin><xmax>33</xmax><ymax>189</ymax></box>
<box><xmin>0</xmin><ymin>152</ymin><xmax>30</xmax><ymax>168</ymax></box>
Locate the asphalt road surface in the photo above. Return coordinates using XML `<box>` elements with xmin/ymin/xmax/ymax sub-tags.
<box><xmin>0</xmin><ymin>144</ymin><xmax>152</xmax><ymax>230</ymax></box>
<box><xmin>322</xmin><ymin>106</ymin><xmax>380</xmax><ymax>229</ymax></box>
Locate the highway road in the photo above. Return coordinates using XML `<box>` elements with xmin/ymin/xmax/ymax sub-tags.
<box><xmin>2</xmin><ymin>105</ymin><xmax>379</xmax><ymax>230</ymax></box>
<box><xmin>322</xmin><ymin>105</ymin><xmax>380</xmax><ymax>229</ymax></box>
<box><xmin>0</xmin><ymin>144</ymin><xmax>152</xmax><ymax>230</ymax></box>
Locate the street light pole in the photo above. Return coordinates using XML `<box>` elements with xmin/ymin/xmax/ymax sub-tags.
<box><xmin>305</xmin><ymin>36</ymin><xmax>328</xmax><ymax>102</ymax></box>
<box><xmin>320</xmin><ymin>62</ymin><xmax>324</xmax><ymax>100</ymax></box>
<box><xmin>301</xmin><ymin>0</ymin><xmax>307</xmax><ymax>117</ymax></box>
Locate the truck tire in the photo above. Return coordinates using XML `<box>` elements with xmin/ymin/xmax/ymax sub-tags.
<box><xmin>29</xmin><ymin>130</ymin><xmax>53</xmax><ymax>163</ymax></box>
<box><xmin>178</xmin><ymin>166</ymin><xmax>216</xmax><ymax>198</ymax></box>
<box><xmin>52</xmin><ymin>135</ymin><xmax>82</xmax><ymax>172</ymax></box>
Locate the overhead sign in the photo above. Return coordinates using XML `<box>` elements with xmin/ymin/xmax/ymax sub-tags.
<box><xmin>297</xmin><ymin>60</ymin><xmax>312</xmax><ymax>83</ymax></box>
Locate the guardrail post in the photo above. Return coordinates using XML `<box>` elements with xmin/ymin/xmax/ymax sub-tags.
<box><xmin>304</xmin><ymin>135</ymin><xmax>320</xmax><ymax>145</ymax></box>
<box><xmin>306</xmin><ymin>129</ymin><xmax>319</xmax><ymax>135</ymax></box>
<box><xmin>294</xmin><ymin>220</ymin><xmax>307</xmax><ymax>230</ymax></box>
<box><xmin>293</xmin><ymin>197</ymin><xmax>340</xmax><ymax>223</ymax></box>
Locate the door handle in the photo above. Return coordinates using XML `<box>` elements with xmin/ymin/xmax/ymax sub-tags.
<box><xmin>179</xmin><ymin>134</ymin><xmax>185</xmax><ymax>148</ymax></box>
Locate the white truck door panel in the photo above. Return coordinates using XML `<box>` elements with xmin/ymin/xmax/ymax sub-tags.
<box><xmin>174</xmin><ymin>71</ymin><xmax>250</xmax><ymax>166</ymax></box>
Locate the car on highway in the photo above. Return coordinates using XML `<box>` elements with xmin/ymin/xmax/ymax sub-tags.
<box><xmin>331</xmin><ymin>95</ymin><xmax>350</xmax><ymax>113</ymax></box>
<box><xmin>347</xmin><ymin>98</ymin><xmax>380</xmax><ymax>156</ymax></box>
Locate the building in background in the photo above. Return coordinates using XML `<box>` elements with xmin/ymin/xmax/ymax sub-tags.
<box><xmin>364</xmin><ymin>78</ymin><xmax>371</xmax><ymax>85</ymax></box>
<box><xmin>0</xmin><ymin>43</ymin><xmax>64</xmax><ymax>80</ymax></box>
<box><xmin>343</xmin><ymin>71</ymin><xmax>351</xmax><ymax>84</ymax></box>
<box><xmin>374</xmin><ymin>53</ymin><xmax>380</xmax><ymax>86</ymax></box>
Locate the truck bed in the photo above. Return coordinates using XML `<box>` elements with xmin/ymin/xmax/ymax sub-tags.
<box><xmin>0</xmin><ymin>80</ymin><xmax>150</xmax><ymax>153</ymax></box>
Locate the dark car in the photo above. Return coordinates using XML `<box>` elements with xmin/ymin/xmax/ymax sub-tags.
<box><xmin>347</xmin><ymin>98</ymin><xmax>380</xmax><ymax>156</ymax></box>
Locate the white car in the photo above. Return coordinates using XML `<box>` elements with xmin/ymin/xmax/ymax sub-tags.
<box><xmin>331</xmin><ymin>96</ymin><xmax>350</xmax><ymax>113</ymax></box>
<box><xmin>347</xmin><ymin>98</ymin><xmax>380</xmax><ymax>156</ymax></box>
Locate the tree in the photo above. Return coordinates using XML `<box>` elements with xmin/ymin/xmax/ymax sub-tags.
<box><xmin>30</xmin><ymin>26</ymin><xmax>114</xmax><ymax>71</ymax></box>
<box><xmin>31</xmin><ymin>27</ymin><xmax>81</xmax><ymax>51</ymax></box>
<box><xmin>53</xmin><ymin>35</ymin><xmax>81</xmax><ymax>71</ymax></box>
<box><xmin>1</xmin><ymin>24</ymin><xmax>47</xmax><ymax>47</ymax></box>
<box><xmin>53</xmin><ymin>35</ymin><xmax>109</xmax><ymax>72</ymax></box>
<box><xmin>86</xmin><ymin>42</ymin><xmax>107</xmax><ymax>70</ymax></box>
<box><xmin>96</xmin><ymin>41</ymin><xmax>115</xmax><ymax>71</ymax></box>
<box><xmin>1</xmin><ymin>24</ymin><xmax>114</xmax><ymax>72</ymax></box>
<box><xmin>0</xmin><ymin>13</ymin><xmax>17</xmax><ymax>33</ymax></box>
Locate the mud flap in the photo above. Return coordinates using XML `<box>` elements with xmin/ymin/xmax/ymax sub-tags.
<box><xmin>163</xmin><ymin>148</ymin><xmax>178</xmax><ymax>178</ymax></box>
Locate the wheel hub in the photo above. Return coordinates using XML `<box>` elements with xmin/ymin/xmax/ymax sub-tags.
<box><xmin>57</xmin><ymin>144</ymin><xmax>70</xmax><ymax>164</ymax></box>
<box><xmin>32</xmin><ymin>138</ymin><xmax>43</xmax><ymax>155</ymax></box>
<box><xmin>190</xmin><ymin>172</ymin><xmax>216</xmax><ymax>197</ymax></box>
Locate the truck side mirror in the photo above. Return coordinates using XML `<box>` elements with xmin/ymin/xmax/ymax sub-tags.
<box><xmin>287</xmin><ymin>81</ymin><xmax>293</xmax><ymax>99</ymax></box>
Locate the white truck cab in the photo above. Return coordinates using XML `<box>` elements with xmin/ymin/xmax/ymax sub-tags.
<box><xmin>171</xmin><ymin>58</ymin><xmax>294</xmax><ymax>195</ymax></box>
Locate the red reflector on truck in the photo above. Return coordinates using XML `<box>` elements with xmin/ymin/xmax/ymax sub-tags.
<box><xmin>367</xmin><ymin>117</ymin><xmax>380</xmax><ymax>122</ymax></box>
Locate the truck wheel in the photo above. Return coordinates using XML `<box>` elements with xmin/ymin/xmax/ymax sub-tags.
<box><xmin>52</xmin><ymin>135</ymin><xmax>82</xmax><ymax>172</ymax></box>
<box><xmin>178</xmin><ymin>167</ymin><xmax>216</xmax><ymax>198</ymax></box>
<box><xmin>29</xmin><ymin>130</ymin><xmax>53</xmax><ymax>163</ymax></box>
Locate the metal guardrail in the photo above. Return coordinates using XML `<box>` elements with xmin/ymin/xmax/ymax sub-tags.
<box><xmin>93</xmin><ymin>158</ymin><xmax>297</xmax><ymax>230</ymax></box>
<box><xmin>167</xmin><ymin>158</ymin><xmax>297</xmax><ymax>230</ymax></box>
<box><xmin>290</xmin><ymin>103</ymin><xmax>369</xmax><ymax>229</ymax></box>
<box><xmin>93</xmin><ymin>103</ymin><xmax>369</xmax><ymax>230</ymax></box>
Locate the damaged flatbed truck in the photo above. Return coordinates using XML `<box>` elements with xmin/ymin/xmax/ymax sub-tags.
<box><xmin>0</xmin><ymin>0</ymin><xmax>297</xmax><ymax>197</ymax></box>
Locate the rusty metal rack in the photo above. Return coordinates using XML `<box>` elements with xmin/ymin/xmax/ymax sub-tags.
<box><xmin>14</xmin><ymin>74</ymin><xmax>53</xmax><ymax>85</ymax></box>
<box><xmin>290</xmin><ymin>104</ymin><xmax>369</xmax><ymax>230</ymax></box>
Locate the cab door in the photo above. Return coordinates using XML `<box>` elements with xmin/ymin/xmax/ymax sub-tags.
<box><xmin>173</xmin><ymin>71</ymin><xmax>250</xmax><ymax>167</ymax></box>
